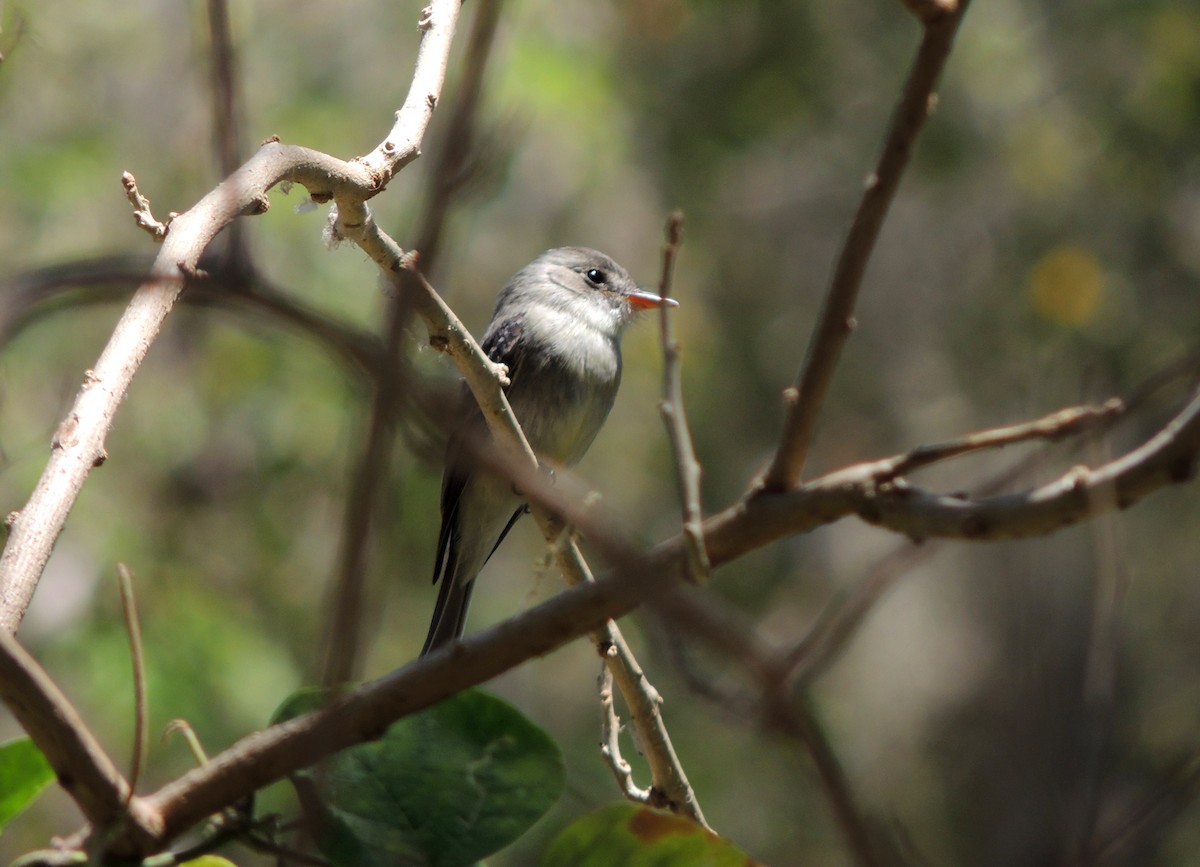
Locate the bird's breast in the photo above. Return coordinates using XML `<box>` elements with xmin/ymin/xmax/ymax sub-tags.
<box><xmin>507</xmin><ymin>311</ymin><xmax>622</xmax><ymax>465</ymax></box>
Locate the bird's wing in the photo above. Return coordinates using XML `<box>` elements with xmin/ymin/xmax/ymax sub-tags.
<box><xmin>431</xmin><ymin>313</ymin><xmax>528</xmax><ymax>588</ymax></box>
<box><xmin>480</xmin><ymin>313</ymin><xmax>527</xmax><ymax>374</ymax></box>
<box><xmin>424</xmin><ymin>315</ymin><xmax>529</xmax><ymax>654</ymax></box>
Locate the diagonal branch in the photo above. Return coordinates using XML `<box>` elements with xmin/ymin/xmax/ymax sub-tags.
<box><xmin>0</xmin><ymin>629</ymin><xmax>161</xmax><ymax>854</ymax></box>
<box><xmin>705</xmin><ymin>384</ymin><xmax>1200</xmax><ymax>568</ymax></box>
<box><xmin>655</xmin><ymin>211</ymin><xmax>710</xmax><ymax>584</ymax></box>
<box><xmin>0</xmin><ymin>0</ymin><xmax>463</xmax><ymax>635</ymax></box>
<box><xmin>760</xmin><ymin>1</ymin><xmax>972</xmax><ymax>492</ymax></box>
<box><xmin>319</xmin><ymin>0</ymin><xmax>503</xmax><ymax>688</ymax></box>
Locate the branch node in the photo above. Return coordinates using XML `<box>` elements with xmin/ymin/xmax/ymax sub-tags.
<box><xmin>121</xmin><ymin>172</ymin><xmax>171</xmax><ymax>242</ymax></box>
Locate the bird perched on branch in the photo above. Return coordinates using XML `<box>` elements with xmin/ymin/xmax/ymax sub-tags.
<box><xmin>422</xmin><ymin>247</ymin><xmax>676</xmax><ymax>655</ymax></box>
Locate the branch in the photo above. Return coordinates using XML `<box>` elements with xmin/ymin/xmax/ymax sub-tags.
<box><xmin>205</xmin><ymin>0</ymin><xmax>250</xmax><ymax>266</ymax></box>
<box><xmin>760</xmin><ymin>1</ymin><xmax>971</xmax><ymax>492</ymax></box>
<box><xmin>54</xmin><ymin>376</ymin><xmax>1200</xmax><ymax>858</ymax></box>
<box><xmin>817</xmin><ymin>399</ymin><xmax>1124</xmax><ymax>487</ymax></box>
<box><xmin>328</xmin><ymin>0</ymin><xmax>462</xmax><ymax>243</ymax></box>
<box><xmin>655</xmin><ymin>211</ymin><xmax>710</xmax><ymax>584</ymax></box>
<box><xmin>0</xmin><ymin>0</ymin><xmax>464</xmax><ymax>635</ymax></box>
<box><xmin>0</xmin><ymin>629</ymin><xmax>161</xmax><ymax>854</ymax></box>
<box><xmin>138</xmin><ymin>561</ymin><xmax>668</xmax><ymax>852</ymax></box>
<box><xmin>704</xmin><ymin>385</ymin><xmax>1200</xmax><ymax>568</ymax></box>
<box><xmin>598</xmin><ymin>663</ymin><xmax>651</xmax><ymax>803</ymax></box>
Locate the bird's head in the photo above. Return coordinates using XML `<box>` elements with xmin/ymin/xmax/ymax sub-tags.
<box><xmin>498</xmin><ymin>247</ymin><xmax>678</xmax><ymax>337</ymax></box>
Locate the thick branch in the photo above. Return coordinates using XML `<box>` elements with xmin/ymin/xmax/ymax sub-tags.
<box><xmin>93</xmin><ymin>382</ymin><xmax>1200</xmax><ymax>856</ymax></box>
<box><xmin>143</xmin><ymin>563</ymin><xmax>662</xmax><ymax>849</ymax></box>
<box><xmin>706</xmin><ymin>385</ymin><xmax>1200</xmax><ymax>565</ymax></box>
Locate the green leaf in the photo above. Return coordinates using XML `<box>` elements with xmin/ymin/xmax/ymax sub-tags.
<box><xmin>179</xmin><ymin>858</ymin><xmax>239</xmax><ymax>867</ymax></box>
<box><xmin>541</xmin><ymin>803</ymin><xmax>762</xmax><ymax>867</ymax></box>
<box><xmin>274</xmin><ymin>687</ymin><xmax>564</xmax><ymax>867</ymax></box>
<box><xmin>0</xmin><ymin>737</ymin><xmax>55</xmax><ymax>833</ymax></box>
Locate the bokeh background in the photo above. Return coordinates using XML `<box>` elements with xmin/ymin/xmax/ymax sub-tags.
<box><xmin>3</xmin><ymin>0</ymin><xmax>1200</xmax><ymax>864</ymax></box>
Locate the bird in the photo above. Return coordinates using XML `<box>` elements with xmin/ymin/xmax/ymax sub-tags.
<box><xmin>421</xmin><ymin>247</ymin><xmax>677</xmax><ymax>655</ymax></box>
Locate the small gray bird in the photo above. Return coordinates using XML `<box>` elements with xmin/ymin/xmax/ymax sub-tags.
<box><xmin>422</xmin><ymin>247</ymin><xmax>676</xmax><ymax>655</ymax></box>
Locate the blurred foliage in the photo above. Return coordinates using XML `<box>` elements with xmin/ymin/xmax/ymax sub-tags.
<box><xmin>1</xmin><ymin>0</ymin><xmax>1200</xmax><ymax>865</ymax></box>
<box><xmin>542</xmin><ymin>802</ymin><xmax>759</xmax><ymax>867</ymax></box>
<box><xmin>0</xmin><ymin>738</ymin><xmax>53</xmax><ymax>833</ymax></box>
<box><xmin>275</xmin><ymin>687</ymin><xmax>564</xmax><ymax>866</ymax></box>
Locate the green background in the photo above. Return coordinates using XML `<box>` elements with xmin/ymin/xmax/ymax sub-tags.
<box><xmin>3</xmin><ymin>0</ymin><xmax>1200</xmax><ymax>864</ymax></box>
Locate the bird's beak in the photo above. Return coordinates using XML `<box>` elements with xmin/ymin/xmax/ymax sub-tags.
<box><xmin>627</xmin><ymin>289</ymin><xmax>680</xmax><ymax>310</ymax></box>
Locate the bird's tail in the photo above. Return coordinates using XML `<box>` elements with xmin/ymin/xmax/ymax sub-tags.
<box><xmin>421</xmin><ymin>571</ymin><xmax>476</xmax><ymax>656</ymax></box>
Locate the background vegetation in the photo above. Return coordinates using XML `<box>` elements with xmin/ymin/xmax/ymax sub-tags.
<box><xmin>3</xmin><ymin>0</ymin><xmax>1200</xmax><ymax>864</ymax></box>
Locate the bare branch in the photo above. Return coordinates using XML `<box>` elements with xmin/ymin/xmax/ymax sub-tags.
<box><xmin>821</xmin><ymin>399</ymin><xmax>1124</xmax><ymax>487</ymax></box>
<box><xmin>0</xmin><ymin>144</ymin><xmax>367</xmax><ymax>634</ymax></box>
<box><xmin>705</xmin><ymin>385</ymin><xmax>1200</xmax><ymax>568</ymax></box>
<box><xmin>655</xmin><ymin>211</ymin><xmax>710</xmax><ymax>585</ymax></box>
<box><xmin>330</xmin><ymin>0</ymin><xmax>462</xmax><ymax>242</ymax></box>
<box><xmin>0</xmin><ymin>0</ymin><xmax>464</xmax><ymax>635</ymax></box>
<box><xmin>116</xmin><ymin>564</ymin><xmax>148</xmax><ymax>798</ymax></box>
<box><xmin>760</xmin><ymin>2</ymin><xmax>972</xmax><ymax>492</ymax></box>
<box><xmin>205</xmin><ymin>0</ymin><xmax>249</xmax><ymax>265</ymax></box>
<box><xmin>0</xmin><ymin>629</ymin><xmax>161</xmax><ymax>853</ymax></box>
<box><xmin>140</xmin><ymin>563</ymin><xmax>665</xmax><ymax>853</ymax></box>
<box><xmin>121</xmin><ymin>172</ymin><xmax>171</xmax><ymax>241</ymax></box>
<box><xmin>598</xmin><ymin>662</ymin><xmax>652</xmax><ymax>804</ymax></box>
<box><xmin>206</xmin><ymin>0</ymin><xmax>243</xmax><ymax>180</ymax></box>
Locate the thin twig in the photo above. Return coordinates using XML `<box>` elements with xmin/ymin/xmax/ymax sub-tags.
<box><xmin>328</xmin><ymin>0</ymin><xmax>463</xmax><ymax>245</ymax></box>
<box><xmin>116</xmin><ymin>563</ymin><xmax>148</xmax><ymax>798</ymax></box>
<box><xmin>774</xmin><ymin>359</ymin><xmax>1198</xmax><ymax>688</ymax></box>
<box><xmin>797</xmin><ymin>400</ymin><xmax>1124</xmax><ymax>492</ymax></box>
<box><xmin>163</xmin><ymin>719</ymin><xmax>210</xmax><ymax>766</ymax></box>
<box><xmin>656</xmin><ymin>211</ymin><xmax>709</xmax><ymax>585</ymax></box>
<box><xmin>0</xmin><ymin>255</ymin><xmax>384</xmax><ymax>377</ymax></box>
<box><xmin>121</xmin><ymin>172</ymin><xmax>171</xmax><ymax>241</ymax></box>
<box><xmin>597</xmin><ymin>662</ymin><xmax>652</xmax><ymax>803</ymax></box>
<box><xmin>206</xmin><ymin>0</ymin><xmax>243</xmax><ymax>180</ymax></box>
<box><xmin>701</xmin><ymin>383</ymin><xmax>1200</xmax><ymax>569</ymax></box>
<box><xmin>760</xmin><ymin>2</ymin><xmax>972</xmax><ymax>492</ymax></box>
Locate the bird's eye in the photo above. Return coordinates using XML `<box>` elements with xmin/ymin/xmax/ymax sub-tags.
<box><xmin>584</xmin><ymin>268</ymin><xmax>607</xmax><ymax>286</ymax></box>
